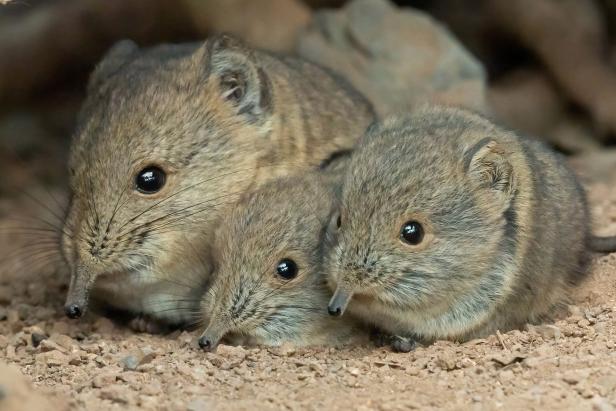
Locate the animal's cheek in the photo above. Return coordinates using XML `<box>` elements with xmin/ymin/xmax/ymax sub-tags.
<box><xmin>326</xmin><ymin>271</ymin><xmax>339</xmax><ymax>290</ymax></box>
<box><xmin>200</xmin><ymin>287</ymin><xmax>221</xmax><ymax>315</ymax></box>
<box><xmin>60</xmin><ymin>226</ymin><xmax>79</xmax><ymax>268</ymax></box>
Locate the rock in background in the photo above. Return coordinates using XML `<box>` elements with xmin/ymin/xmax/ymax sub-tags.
<box><xmin>297</xmin><ymin>0</ymin><xmax>487</xmax><ymax>117</ymax></box>
<box><xmin>0</xmin><ymin>0</ymin><xmax>615</xmax><ymax>210</ymax></box>
<box><xmin>184</xmin><ymin>0</ymin><xmax>312</xmax><ymax>53</ymax></box>
<box><xmin>3</xmin><ymin>0</ymin><xmax>616</xmax><ymax>153</ymax></box>
<box><xmin>0</xmin><ymin>363</ymin><xmax>68</xmax><ymax>411</ymax></box>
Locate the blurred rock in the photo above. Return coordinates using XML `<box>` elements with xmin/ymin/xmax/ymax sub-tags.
<box><xmin>99</xmin><ymin>385</ymin><xmax>133</xmax><ymax>404</ymax></box>
<box><xmin>297</xmin><ymin>0</ymin><xmax>487</xmax><ymax>117</ymax></box>
<box><xmin>30</xmin><ymin>333</ymin><xmax>47</xmax><ymax>348</ymax></box>
<box><xmin>488</xmin><ymin>70</ymin><xmax>562</xmax><ymax>136</ymax></box>
<box><xmin>49</xmin><ymin>334</ymin><xmax>77</xmax><ymax>352</ymax></box>
<box><xmin>488</xmin><ymin>0</ymin><xmax>616</xmax><ymax>140</ymax></box>
<box><xmin>120</xmin><ymin>347</ymin><xmax>157</xmax><ymax>371</ymax></box>
<box><xmin>35</xmin><ymin>350</ymin><xmax>69</xmax><ymax>367</ymax></box>
<box><xmin>92</xmin><ymin>317</ymin><xmax>116</xmax><ymax>334</ymax></box>
<box><xmin>0</xmin><ymin>112</ymin><xmax>50</xmax><ymax>155</ymax></box>
<box><xmin>185</xmin><ymin>0</ymin><xmax>311</xmax><ymax>52</ymax></box>
<box><xmin>216</xmin><ymin>345</ymin><xmax>247</xmax><ymax>366</ymax></box>
<box><xmin>570</xmin><ymin>149</ymin><xmax>616</xmax><ymax>185</ymax></box>
<box><xmin>121</xmin><ymin>355</ymin><xmax>139</xmax><ymax>371</ymax></box>
<box><xmin>0</xmin><ymin>110</ymin><xmax>69</xmax><ymax>195</ymax></box>
<box><xmin>0</xmin><ymin>286</ymin><xmax>10</xmax><ymax>304</ymax></box>
<box><xmin>527</xmin><ymin>324</ymin><xmax>561</xmax><ymax>341</ymax></box>
<box><xmin>489</xmin><ymin>69</ymin><xmax>600</xmax><ymax>154</ymax></box>
<box><xmin>0</xmin><ymin>0</ymin><xmax>196</xmax><ymax>105</ymax></box>
<box><xmin>549</xmin><ymin>119</ymin><xmax>600</xmax><ymax>154</ymax></box>
<box><xmin>436</xmin><ymin>352</ymin><xmax>457</xmax><ymax>371</ymax></box>
<box><xmin>92</xmin><ymin>371</ymin><xmax>120</xmax><ymax>388</ymax></box>
<box><xmin>38</xmin><ymin>339</ymin><xmax>64</xmax><ymax>353</ymax></box>
<box><xmin>0</xmin><ymin>362</ymin><xmax>68</xmax><ymax>411</ymax></box>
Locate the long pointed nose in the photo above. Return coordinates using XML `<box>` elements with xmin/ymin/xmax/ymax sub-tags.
<box><xmin>64</xmin><ymin>303</ymin><xmax>83</xmax><ymax>319</ymax></box>
<box><xmin>64</xmin><ymin>265</ymin><xmax>96</xmax><ymax>319</ymax></box>
<box><xmin>197</xmin><ymin>324</ymin><xmax>226</xmax><ymax>352</ymax></box>
<box><xmin>198</xmin><ymin>335</ymin><xmax>219</xmax><ymax>352</ymax></box>
<box><xmin>328</xmin><ymin>288</ymin><xmax>353</xmax><ymax>317</ymax></box>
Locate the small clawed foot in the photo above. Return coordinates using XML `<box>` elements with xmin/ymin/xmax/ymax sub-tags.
<box><xmin>371</xmin><ymin>329</ymin><xmax>418</xmax><ymax>353</ymax></box>
<box><xmin>129</xmin><ymin>314</ymin><xmax>167</xmax><ymax>334</ymax></box>
<box><xmin>389</xmin><ymin>335</ymin><xmax>417</xmax><ymax>353</ymax></box>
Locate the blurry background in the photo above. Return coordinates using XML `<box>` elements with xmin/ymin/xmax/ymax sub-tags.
<box><xmin>1</xmin><ymin>0</ymin><xmax>616</xmax><ymax>204</ymax></box>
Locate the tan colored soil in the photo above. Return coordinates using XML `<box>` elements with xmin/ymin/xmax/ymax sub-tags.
<box><xmin>0</xmin><ymin>157</ymin><xmax>615</xmax><ymax>411</ymax></box>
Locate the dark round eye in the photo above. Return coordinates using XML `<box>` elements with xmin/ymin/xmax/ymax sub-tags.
<box><xmin>400</xmin><ymin>221</ymin><xmax>424</xmax><ymax>245</ymax></box>
<box><xmin>135</xmin><ymin>166</ymin><xmax>166</xmax><ymax>194</ymax></box>
<box><xmin>336</xmin><ymin>214</ymin><xmax>342</xmax><ymax>229</ymax></box>
<box><xmin>276</xmin><ymin>258</ymin><xmax>298</xmax><ymax>280</ymax></box>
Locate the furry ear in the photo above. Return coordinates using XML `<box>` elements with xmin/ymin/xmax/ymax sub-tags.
<box><xmin>464</xmin><ymin>138</ymin><xmax>515</xmax><ymax>202</ymax></box>
<box><xmin>88</xmin><ymin>40</ymin><xmax>138</xmax><ymax>91</ymax></box>
<box><xmin>201</xmin><ymin>34</ymin><xmax>272</xmax><ymax>120</ymax></box>
<box><xmin>364</xmin><ymin>120</ymin><xmax>381</xmax><ymax>136</ymax></box>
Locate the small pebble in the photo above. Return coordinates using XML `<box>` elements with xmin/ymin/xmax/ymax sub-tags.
<box><xmin>0</xmin><ymin>285</ymin><xmax>11</xmax><ymax>304</ymax></box>
<box><xmin>49</xmin><ymin>334</ymin><xmax>76</xmax><ymax>351</ymax></box>
<box><xmin>562</xmin><ymin>372</ymin><xmax>581</xmax><ymax>385</ymax></box>
<box><xmin>7</xmin><ymin>310</ymin><xmax>19</xmax><ymax>324</ymax></box>
<box><xmin>348</xmin><ymin>368</ymin><xmax>361</xmax><ymax>376</ymax></box>
<box><xmin>93</xmin><ymin>317</ymin><xmax>116</xmax><ymax>334</ymax></box>
<box><xmin>530</xmin><ymin>324</ymin><xmax>561</xmax><ymax>340</ymax></box>
<box><xmin>216</xmin><ymin>345</ymin><xmax>247</xmax><ymax>361</ymax></box>
<box><xmin>578</xmin><ymin>319</ymin><xmax>591</xmax><ymax>327</ymax></box>
<box><xmin>436</xmin><ymin>353</ymin><xmax>457</xmax><ymax>371</ymax></box>
<box><xmin>50</xmin><ymin>321</ymin><xmax>70</xmax><ymax>336</ymax></box>
<box><xmin>92</xmin><ymin>372</ymin><xmax>119</xmax><ymax>388</ymax></box>
<box><xmin>31</xmin><ymin>333</ymin><xmax>47</xmax><ymax>348</ymax></box>
<box><xmin>121</xmin><ymin>355</ymin><xmax>139</xmax><ymax>371</ymax></box>
<box><xmin>38</xmin><ymin>339</ymin><xmax>65</xmax><ymax>353</ymax></box>
<box><xmin>15</xmin><ymin>303</ymin><xmax>32</xmax><ymax>320</ymax></box>
<box><xmin>36</xmin><ymin>350</ymin><xmax>69</xmax><ymax>367</ymax></box>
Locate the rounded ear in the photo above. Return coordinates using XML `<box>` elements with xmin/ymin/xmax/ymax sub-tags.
<box><xmin>365</xmin><ymin>120</ymin><xmax>381</xmax><ymax>136</ymax></box>
<box><xmin>199</xmin><ymin>34</ymin><xmax>272</xmax><ymax>121</ymax></box>
<box><xmin>88</xmin><ymin>40</ymin><xmax>138</xmax><ymax>91</ymax></box>
<box><xmin>464</xmin><ymin>138</ymin><xmax>515</xmax><ymax>206</ymax></box>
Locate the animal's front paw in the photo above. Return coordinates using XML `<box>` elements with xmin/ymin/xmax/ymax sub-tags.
<box><xmin>128</xmin><ymin>314</ymin><xmax>168</xmax><ymax>334</ymax></box>
<box><xmin>389</xmin><ymin>335</ymin><xmax>417</xmax><ymax>353</ymax></box>
<box><xmin>371</xmin><ymin>329</ymin><xmax>418</xmax><ymax>353</ymax></box>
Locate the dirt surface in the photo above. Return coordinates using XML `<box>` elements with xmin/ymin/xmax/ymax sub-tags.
<box><xmin>0</xmin><ymin>157</ymin><xmax>615</xmax><ymax>411</ymax></box>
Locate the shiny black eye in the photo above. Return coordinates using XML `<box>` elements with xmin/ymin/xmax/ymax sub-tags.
<box><xmin>400</xmin><ymin>221</ymin><xmax>424</xmax><ymax>245</ymax></box>
<box><xmin>276</xmin><ymin>258</ymin><xmax>298</xmax><ymax>280</ymax></box>
<box><xmin>135</xmin><ymin>166</ymin><xmax>166</xmax><ymax>194</ymax></box>
<box><xmin>336</xmin><ymin>214</ymin><xmax>342</xmax><ymax>229</ymax></box>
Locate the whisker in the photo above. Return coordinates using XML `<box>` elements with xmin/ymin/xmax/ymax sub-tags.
<box><xmin>115</xmin><ymin>190</ymin><xmax>243</xmax><ymax>243</ymax></box>
<box><xmin>118</xmin><ymin>162</ymin><xmax>310</xmax><ymax>232</ymax></box>
<box><xmin>104</xmin><ymin>181</ymin><xmax>131</xmax><ymax>237</ymax></box>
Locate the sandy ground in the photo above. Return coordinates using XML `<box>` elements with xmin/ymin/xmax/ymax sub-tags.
<box><xmin>0</xmin><ymin>154</ymin><xmax>615</xmax><ymax>411</ymax></box>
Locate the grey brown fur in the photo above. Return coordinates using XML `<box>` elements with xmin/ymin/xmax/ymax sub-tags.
<box><xmin>199</xmin><ymin>166</ymin><xmax>366</xmax><ymax>349</ymax></box>
<box><xmin>327</xmin><ymin>106</ymin><xmax>614</xmax><ymax>348</ymax></box>
<box><xmin>61</xmin><ymin>34</ymin><xmax>374</xmax><ymax>329</ymax></box>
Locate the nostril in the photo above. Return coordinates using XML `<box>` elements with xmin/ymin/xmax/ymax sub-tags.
<box><xmin>328</xmin><ymin>305</ymin><xmax>342</xmax><ymax>317</ymax></box>
<box><xmin>198</xmin><ymin>336</ymin><xmax>212</xmax><ymax>350</ymax></box>
<box><xmin>65</xmin><ymin>304</ymin><xmax>82</xmax><ymax>319</ymax></box>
